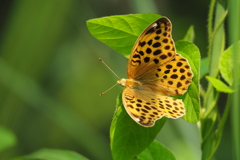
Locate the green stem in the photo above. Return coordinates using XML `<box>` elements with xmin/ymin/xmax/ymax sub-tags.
<box><xmin>207</xmin><ymin>0</ymin><xmax>216</xmax><ymax>57</ymax></box>
<box><xmin>211</xmin><ymin>10</ymin><xmax>228</xmax><ymax>40</ymax></box>
<box><xmin>229</xmin><ymin>0</ymin><xmax>240</xmax><ymax>159</ymax></box>
<box><xmin>209</xmin><ymin>94</ymin><xmax>232</xmax><ymax>159</ymax></box>
<box><xmin>203</xmin><ymin>92</ymin><xmax>219</xmax><ymax>119</ymax></box>
<box><xmin>203</xmin><ymin>0</ymin><xmax>217</xmax><ymax>111</ymax></box>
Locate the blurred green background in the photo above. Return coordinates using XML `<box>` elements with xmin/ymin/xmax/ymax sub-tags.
<box><xmin>0</xmin><ymin>0</ymin><xmax>231</xmax><ymax>160</ymax></box>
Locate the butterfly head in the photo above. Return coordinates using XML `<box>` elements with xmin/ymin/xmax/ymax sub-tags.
<box><xmin>118</xmin><ymin>78</ymin><xmax>142</xmax><ymax>90</ymax></box>
<box><xmin>117</xmin><ymin>78</ymin><xmax>126</xmax><ymax>87</ymax></box>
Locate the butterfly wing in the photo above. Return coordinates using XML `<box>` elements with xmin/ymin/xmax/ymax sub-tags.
<box><xmin>127</xmin><ymin>17</ymin><xmax>176</xmax><ymax>79</ymax></box>
<box><xmin>144</xmin><ymin>54</ymin><xmax>194</xmax><ymax>96</ymax></box>
<box><xmin>127</xmin><ymin>17</ymin><xmax>193</xmax><ymax>96</ymax></box>
<box><xmin>122</xmin><ymin>87</ymin><xmax>185</xmax><ymax>127</ymax></box>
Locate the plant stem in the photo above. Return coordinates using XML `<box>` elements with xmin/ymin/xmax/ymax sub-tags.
<box><xmin>201</xmin><ymin>1</ymin><xmax>226</xmax><ymax>159</ymax></box>
<box><xmin>207</xmin><ymin>0</ymin><xmax>216</xmax><ymax>57</ymax></box>
<box><xmin>229</xmin><ymin>0</ymin><xmax>240</xmax><ymax>159</ymax></box>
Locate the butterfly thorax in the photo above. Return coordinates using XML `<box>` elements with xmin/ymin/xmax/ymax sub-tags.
<box><xmin>117</xmin><ymin>78</ymin><xmax>142</xmax><ymax>89</ymax></box>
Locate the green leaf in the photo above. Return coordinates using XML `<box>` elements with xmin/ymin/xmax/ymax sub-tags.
<box><xmin>183</xmin><ymin>25</ymin><xmax>195</xmax><ymax>42</ymax></box>
<box><xmin>0</xmin><ymin>126</ymin><xmax>17</xmax><ymax>152</ymax></box>
<box><xmin>14</xmin><ymin>149</ymin><xmax>89</xmax><ymax>160</ymax></box>
<box><xmin>206</xmin><ymin>76</ymin><xmax>234</xmax><ymax>93</ymax></box>
<box><xmin>110</xmin><ymin>94</ymin><xmax>166</xmax><ymax>160</ymax></box>
<box><xmin>175</xmin><ymin>41</ymin><xmax>200</xmax><ymax>123</ymax></box>
<box><xmin>219</xmin><ymin>41</ymin><xmax>240</xmax><ymax>86</ymax></box>
<box><xmin>86</xmin><ymin>14</ymin><xmax>161</xmax><ymax>57</ymax></box>
<box><xmin>200</xmin><ymin>57</ymin><xmax>209</xmax><ymax>79</ymax></box>
<box><xmin>137</xmin><ymin>140</ymin><xmax>176</xmax><ymax>160</ymax></box>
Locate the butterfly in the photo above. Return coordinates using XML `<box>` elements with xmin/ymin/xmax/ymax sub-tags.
<box><xmin>117</xmin><ymin>17</ymin><xmax>193</xmax><ymax>127</ymax></box>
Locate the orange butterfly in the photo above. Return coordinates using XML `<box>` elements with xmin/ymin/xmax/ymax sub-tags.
<box><xmin>117</xmin><ymin>17</ymin><xmax>193</xmax><ymax>127</ymax></box>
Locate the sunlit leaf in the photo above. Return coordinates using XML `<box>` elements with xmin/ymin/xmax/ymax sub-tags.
<box><xmin>206</xmin><ymin>76</ymin><xmax>234</xmax><ymax>93</ymax></box>
<box><xmin>219</xmin><ymin>41</ymin><xmax>240</xmax><ymax>86</ymax></box>
<box><xmin>110</xmin><ymin>94</ymin><xmax>166</xmax><ymax>160</ymax></box>
<box><xmin>137</xmin><ymin>140</ymin><xmax>176</xmax><ymax>160</ymax></box>
<box><xmin>176</xmin><ymin>41</ymin><xmax>200</xmax><ymax>123</ymax></box>
<box><xmin>183</xmin><ymin>25</ymin><xmax>194</xmax><ymax>42</ymax></box>
<box><xmin>87</xmin><ymin>14</ymin><xmax>161</xmax><ymax>57</ymax></box>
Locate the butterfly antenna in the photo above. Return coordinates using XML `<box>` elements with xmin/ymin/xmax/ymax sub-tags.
<box><xmin>99</xmin><ymin>58</ymin><xmax>121</xmax><ymax>79</ymax></box>
<box><xmin>100</xmin><ymin>83</ymin><xmax>118</xmax><ymax>96</ymax></box>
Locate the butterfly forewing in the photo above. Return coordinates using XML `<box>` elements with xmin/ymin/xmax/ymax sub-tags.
<box><xmin>127</xmin><ymin>17</ymin><xmax>176</xmax><ymax>79</ymax></box>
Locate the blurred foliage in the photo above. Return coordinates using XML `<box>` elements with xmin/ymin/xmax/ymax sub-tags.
<box><xmin>0</xmin><ymin>126</ymin><xmax>17</xmax><ymax>152</ymax></box>
<box><xmin>13</xmin><ymin>149</ymin><xmax>89</xmax><ymax>160</ymax></box>
<box><xmin>0</xmin><ymin>0</ymin><xmax>233</xmax><ymax>160</ymax></box>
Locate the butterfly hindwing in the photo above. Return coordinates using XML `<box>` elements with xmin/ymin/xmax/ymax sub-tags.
<box><xmin>144</xmin><ymin>54</ymin><xmax>193</xmax><ymax>96</ymax></box>
<box><xmin>122</xmin><ymin>87</ymin><xmax>185</xmax><ymax>127</ymax></box>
